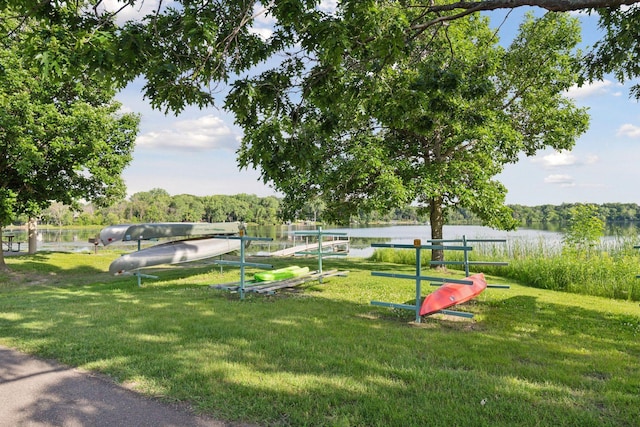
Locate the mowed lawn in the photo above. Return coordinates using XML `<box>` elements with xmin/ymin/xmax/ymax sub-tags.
<box><xmin>0</xmin><ymin>251</ymin><xmax>639</xmax><ymax>426</ymax></box>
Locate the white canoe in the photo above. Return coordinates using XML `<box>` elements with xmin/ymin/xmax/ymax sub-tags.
<box><xmin>109</xmin><ymin>237</ymin><xmax>241</xmax><ymax>274</ymax></box>
<box><xmin>100</xmin><ymin>222</ymin><xmax>241</xmax><ymax>246</ymax></box>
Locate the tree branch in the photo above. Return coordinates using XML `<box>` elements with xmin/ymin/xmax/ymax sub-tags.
<box><xmin>424</xmin><ymin>0</ymin><xmax>640</xmax><ymax>13</ymax></box>
<box><xmin>410</xmin><ymin>0</ymin><xmax>640</xmax><ymax>31</ymax></box>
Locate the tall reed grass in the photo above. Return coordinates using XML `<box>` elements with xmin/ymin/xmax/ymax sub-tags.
<box><xmin>368</xmin><ymin>235</ymin><xmax>640</xmax><ymax>301</ymax></box>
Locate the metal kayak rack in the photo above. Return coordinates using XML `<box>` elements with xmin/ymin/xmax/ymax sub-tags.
<box><xmin>370</xmin><ymin>236</ymin><xmax>510</xmax><ymax>323</ymax></box>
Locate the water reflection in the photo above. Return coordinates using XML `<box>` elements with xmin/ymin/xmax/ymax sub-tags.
<box><xmin>2</xmin><ymin>228</ymin><xmax>103</xmax><ymax>252</ymax></box>
<box><xmin>319</xmin><ymin>224</ymin><xmax>565</xmax><ymax>257</ymax></box>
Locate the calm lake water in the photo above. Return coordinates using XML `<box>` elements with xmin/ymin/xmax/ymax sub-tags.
<box><xmin>318</xmin><ymin>224</ymin><xmax>565</xmax><ymax>257</ymax></box>
<box><xmin>3</xmin><ymin>223</ymin><xmax>567</xmax><ymax>256</ymax></box>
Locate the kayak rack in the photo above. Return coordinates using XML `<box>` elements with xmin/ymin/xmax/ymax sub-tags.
<box><xmin>134</xmin><ymin>239</ymin><xmax>159</xmax><ymax>286</ymax></box>
<box><xmin>213</xmin><ymin>231</ymin><xmax>273</xmax><ymax>300</ymax></box>
<box><xmin>428</xmin><ymin>236</ymin><xmax>509</xmax><ymax>277</ymax></box>
<box><xmin>293</xmin><ymin>226</ymin><xmax>349</xmax><ymax>283</ymax></box>
<box><xmin>213</xmin><ymin>227</ymin><xmax>350</xmax><ymax>297</ymax></box>
<box><xmin>212</xmin><ymin>269</ymin><xmax>348</xmax><ymax>295</ymax></box>
<box><xmin>635</xmin><ymin>245</ymin><xmax>640</xmax><ymax>279</ymax></box>
<box><xmin>370</xmin><ymin>237</ymin><xmax>509</xmax><ymax>323</ymax></box>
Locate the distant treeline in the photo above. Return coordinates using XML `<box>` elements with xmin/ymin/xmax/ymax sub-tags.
<box><xmin>11</xmin><ymin>188</ymin><xmax>640</xmax><ymax>227</ymax></box>
<box><xmin>450</xmin><ymin>203</ymin><xmax>640</xmax><ymax>225</ymax></box>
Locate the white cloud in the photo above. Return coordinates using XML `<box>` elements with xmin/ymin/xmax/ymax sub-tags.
<box><xmin>253</xmin><ymin>3</ymin><xmax>276</xmax><ymax>26</ymax></box>
<box><xmin>532</xmin><ymin>151</ymin><xmax>577</xmax><ymax>168</ymax></box>
<box><xmin>250</xmin><ymin>3</ymin><xmax>276</xmax><ymax>40</ymax></box>
<box><xmin>531</xmin><ymin>150</ymin><xmax>600</xmax><ymax>169</ymax></box>
<box><xmin>249</xmin><ymin>26</ymin><xmax>274</xmax><ymax>41</ymax></box>
<box><xmin>568</xmin><ymin>10</ymin><xmax>590</xmax><ymax>17</ymax></box>
<box><xmin>97</xmin><ymin>0</ymin><xmax>173</xmax><ymax>24</ymax></box>
<box><xmin>544</xmin><ymin>174</ymin><xmax>575</xmax><ymax>187</ymax></box>
<box><xmin>117</xmin><ymin>104</ymin><xmax>134</xmax><ymax>114</ymax></box>
<box><xmin>136</xmin><ymin>115</ymin><xmax>240</xmax><ymax>151</ymax></box>
<box><xmin>564</xmin><ymin>80</ymin><xmax>614</xmax><ymax>99</ymax></box>
<box><xmin>318</xmin><ymin>0</ymin><xmax>339</xmax><ymax>13</ymax></box>
<box><xmin>616</xmin><ymin>123</ymin><xmax>640</xmax><ymax>138</ymax></box>
<box><xmin>584</xmin><ymin>154</ymin><xmax>599</xmax><ymax>165</ymax></box>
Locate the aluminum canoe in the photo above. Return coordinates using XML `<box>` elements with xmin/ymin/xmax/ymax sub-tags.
<box><xmin>109</xmin><ymin>237</ymin><xmax>241</xmax><ymax>274</ymax></box>
<box><xmin>100</xmin><ymin>222</ymin><xmax>241</xmax><ymax>246</ymax></box>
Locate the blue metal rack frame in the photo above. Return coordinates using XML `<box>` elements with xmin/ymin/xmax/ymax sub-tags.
<box><xmin>293</xmin><ymin>226</ymin><xmax>349</xmax><ymax>283</ymax></box>
<box><xmin>370</xmin><ymin>236</ymin><xmax>510</xmax><ymax>323</ymax></box>
<box><xmin>213</xmin><ymin>232</ymin><xmax>273</xmax><ymax>299</ymax></box>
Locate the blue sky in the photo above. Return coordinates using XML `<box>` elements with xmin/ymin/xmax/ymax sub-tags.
<box><xmin>113</xmin><ymin>2</ymin><xmax>640</xmax><ymax>206</ymax></box>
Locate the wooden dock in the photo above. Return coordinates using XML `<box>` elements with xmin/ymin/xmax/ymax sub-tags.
<box><xmin>262</xmin><ymin>239</ymin><xmax>349</xmax><ymax>257</ymax></box>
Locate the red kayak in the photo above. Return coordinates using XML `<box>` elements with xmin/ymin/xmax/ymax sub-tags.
<box><xmin>419</xmin><ymin>273</ymin><xmax>487</xmax><ymax>316</ymax></box>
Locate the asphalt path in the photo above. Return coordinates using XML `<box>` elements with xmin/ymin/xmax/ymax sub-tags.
<box><xmin>0</xmin><ymin>345</ymin><xmax>253</xmax><ymax>427</ymax></box>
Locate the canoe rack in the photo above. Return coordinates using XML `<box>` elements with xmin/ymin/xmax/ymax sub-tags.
<box><xmin>213</xmin><ymin>227</ymin><xmax>350</xmax><ymax>297</ymax></box>
<box><xmin>370</xmin><ymin>236</ymin><xmax>509</xmax><ymax>323</ymax></box>
<box><xmin>213</xmin><ymin>231</ymin><xmax>274</xmax><ymax>300</ymax></box>
<box><xmin>134</xmin><ymin>239</ymin><xmax>159</xmax><ymax>287</ymax></box>
<box><xmin>212</xmin><ymin>269</ymin><xmax>349</xmax><ymax>295</ymax></box>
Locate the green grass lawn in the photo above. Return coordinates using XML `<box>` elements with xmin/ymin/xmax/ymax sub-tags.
<box><xmin>1</xmin><ymin>251</ymin><xmax>639</xmax><ymax>426</ymax></box>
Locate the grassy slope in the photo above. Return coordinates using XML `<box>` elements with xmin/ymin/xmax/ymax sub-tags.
<box><xmin>0</xmin><ymin>251</ymin><xmax>638</xmax><ymax>426</ymax></box>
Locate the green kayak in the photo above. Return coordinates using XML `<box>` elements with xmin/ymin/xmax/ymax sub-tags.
<box><xmin>254</xmin><ymin>266</ymin><xmax>310</xmax><ymax>282</ymax></box>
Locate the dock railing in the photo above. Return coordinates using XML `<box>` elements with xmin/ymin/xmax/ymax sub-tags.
<box><xmin>293</xmin><ymin>226</ymin><xmax>349</xmax><ymax>282</ymax></box>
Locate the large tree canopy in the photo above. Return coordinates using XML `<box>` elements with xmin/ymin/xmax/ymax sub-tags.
<box><xmin>0</xmin><ymin>1</ymin><xmax>628</xmax><ymax>264</ymax></box>
<box><xmin>2</xmin><ymin>0</ymin><xmax>276</xmax><ymax>112</ymax></box>
<box><xmin>0</xmin><ymin>13</ymin><xmax>139</xmax><ymax>268</ymax></box>
<box><xmin>227</xmin><ymin>11</ymin><xmax>589</xmax><ymax>262</ymax></box>
<box><xmin>2</xmin><ymin>1</ymin><xmax>640</xmax><ymax>113</ymax></box>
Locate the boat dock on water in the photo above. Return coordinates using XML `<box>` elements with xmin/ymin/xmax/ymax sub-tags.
<box><xmin>261</xmin><ymin>239</ymin><xmax>349</xmax><ymax>257</ymax></box>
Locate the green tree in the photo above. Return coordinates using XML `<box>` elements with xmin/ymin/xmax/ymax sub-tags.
<box><xmin>0</xmin><ymin>1</ymin><xmax>639</xmax><ymax>113</ymax></box>
<box><xmin>2</xmin><ymin>0</ymin><xmax>272</xmax><ymax>113</ymax></box>
<box><xmin>202</xmin><ymin>195</ymin><xmax>228</xmax><ymax>223</ymax></box>
<box><xmin>229</xmin><ymin>194</ymin><xmax>255</xmax><ymax>222</ymax></box>
<box><xmin>128</xmin><ymin>189</ymin><xmax>171</xmax><ymax>222</ymax></box>
<box><xmin>258</xmin><ymin>196</ymin><xmax>281</xmax><ymax>224</ymax></box>
<box><xmin>168</xmin><ymin>194</ymin><xmax>205</xmax><ymax>222</ymax></box>
<box><xmin>0</xmin><ymin>16</ymin><xmax>139</xmax><ymax>269</ymax></box>
<box><xmin>227</xmin><ymin>12</ymin><xmax>589</xmax><ymax>264</ymax></box>
<box><xmin>541</xmin><ymin>205</ymin><xmax>561</xmax><ymax>223</ymax></box>
<box><xmin>41</xmin><ymin>202</ymin><xmax>72</xmax><ymax>227</ymax></box>
<box><xmin>302</xmin><ymin>197</ymin><xmax>326</xmax><ymax>223</ymax></box>
<box><xmin>562</xmin><ymin>204</ymin><xmax>605</xmax><ymax>252</ymax></box>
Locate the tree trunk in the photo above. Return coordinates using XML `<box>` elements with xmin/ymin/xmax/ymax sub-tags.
<box><xmin>429</xmin><ymin>197</ymin><xmax>445</xmax><ymax>269</ymax></box>
<box><xmin>0</xmin><ymin>226</ymin><xmax>7</xmax><ymax>270</ymax></box>
<box><xmin>28</xmin><ymin>218</ymin><xmax>37</xmax><ymax>254</ymax></box>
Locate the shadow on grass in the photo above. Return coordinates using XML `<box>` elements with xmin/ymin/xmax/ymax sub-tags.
<box><xmin>4</xmin><ymin>252</ymin><xmax>106</xmax><ymax>274</ymax></box>
<box><xmin>2</xmin><ymin>251</ymin><xmax>238</xmax><ymax>289</ymax></box>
